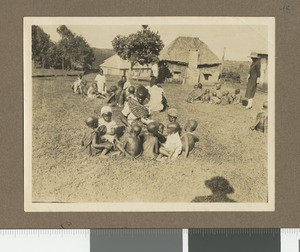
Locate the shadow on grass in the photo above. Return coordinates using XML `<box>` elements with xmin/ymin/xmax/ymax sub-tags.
<box><xmin>192</xmin><ymin>176</ymin><xmax>236</xmax><ymax>203</ymax></box>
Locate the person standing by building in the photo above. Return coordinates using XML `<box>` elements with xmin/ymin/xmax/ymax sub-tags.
<box><xmin>245</xmin><ymin>52</ymin><xmax>261</xmax><ymax>109</ymax></box>
<box><xmin>94</xmin><ymin>68</ymin><xmax>107</xmax><ymax>96</ymax></box>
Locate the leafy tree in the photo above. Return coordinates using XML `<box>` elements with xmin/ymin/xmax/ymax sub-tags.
<box><xmin>32</xmin><ymin>25</ymin><xmax>51</xmax><ymax>68</ymax></box>
<box><xmin>112</xmin><ymin>26</ymin><xmax>164</xmax><ymax>69</ymax></box>
<box><xmin>57</xmin><ymin>25</ymin><xmax>95</xmax><ymax>70</ymax></box>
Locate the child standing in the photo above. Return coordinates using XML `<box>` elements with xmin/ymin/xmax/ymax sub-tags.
<box><xmin>250</xmin><ymin>101</ymin><xmax>268</xmax><ymax>133</ymax></box>
<box><xmin>142</xmin><ymin>122</ymin><xmax>159</xmax><ymax>160</ymax></box>
<box><xmin>181</xmin><ymin>120</ymin><xmax>199</xmax><ymax>158</ymax></box>
<box><xmin>158</xmin><ymin>122</ymin><xmax>182</xmax><ymax>160</ymax></box>
<box><xmin>81</xmin><ymin>117</ymin><xmax>113</xmax><ymax>157</ymax></box>
<box><xmin>215</xmin><ymin>83</ymin><xmax>222</xmax><ymax>99</ymax></box>
<box><xmin>98</xmin><ymin>106</ymin><xmax>117</xmax><ymax>143</ymax></box>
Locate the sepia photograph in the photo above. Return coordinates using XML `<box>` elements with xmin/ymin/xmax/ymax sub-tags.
<box><xmin>24</xmin><ymin>17</ymin><xmax>275</xmax><ymax>211</ymax></box>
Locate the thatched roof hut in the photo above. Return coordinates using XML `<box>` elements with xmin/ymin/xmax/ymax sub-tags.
<box><xmin>159</xmin><ymin>37</ymin><xmax>221</xmax><ymax>84</ymax></box>
<box><xmin>159</xmin><ymin>36</ymin><xmax>221</xmax><ymax>66</ymax></box>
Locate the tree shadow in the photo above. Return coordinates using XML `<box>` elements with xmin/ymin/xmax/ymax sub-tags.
<box><xmin>191</xmin><ymin>176</ymin><xmax>236</xmax><ymax>203</ymax></box>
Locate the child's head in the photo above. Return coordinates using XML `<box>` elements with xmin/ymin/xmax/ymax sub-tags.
<box><xmin>212</xmin><ymin>92</ymin><xmax>217</xmax><ymax>97</ymax></box>
<box><xmin>222</xmin><ymin>91</ymin><xmax>227</xmax><ymax>96</ymax></box>
<box><xmin>132</xmin><ymin>124</ymin><xmax>142</xmax><ymax>136</ymax></box>
<box><xmin>79</xmin><ymin>73</ymin><xmax>83</xmax><ymax>79</ymax></box>
<box><xmin>216</xmin><ymin>83</ymin><xmax>221</xmax><ymax>90</ymax></box>
<box><xmin>205</xmin><ymin>89</ymin><xmax>210</xmax><ymax>94</ymax></box>
<box><xmin>81</xmin><ymin>79</ymin><xmax>87</xmax><ymax>86</ymax></box>
<box><xmin>167</xmin><ymin>108</ymin><xmax>178</xmax><ymax>122</ymax></box>
<box><xmin>128</xmin><ymin>86</ymin><xmax>135</xmax><ymax>95</ymax></box>
<box><xmin>136</xmin><ymin>85</ymin><xmax>148</xmax><ymax>104</ymax></box>
<box><xmin>197</xmin><ymin>83</ymin><xmax>203</xmax><ymax>89</ymax></box>
<box><xmin>184</xmin><ymin>120</ymin><xmax>198</xmax><ymax>132</ymax></box>
<box><xmin>85</xmin><ymin>116</ymin><xmax>98</xmax><ymax>129</ymax></box>
<box><xmin>147</xmin><ymin>122</ymin><xmax>159</xmax><ymax>135</ymax></box>
<box><xmin>235</xmin><ymin>89</ymin><xmax>240</xmax><ymax>95</ymax></box>
<box><xmin>101</xmin><ymin>106</ymin><xmax>113</xmax><ymax>122</ymax></box>
<box><xmin>167</xmin><ymin>122</ymin><xmax>180</xmax><ymax>135</ymax></box>
<box><xmin>98</xmin><ymin>125</ymin><xmax>107</xmax><ymax>136</ymax></box>
<box><xmin>121</xmin><ymin>75</ymin><xmax>127</xmax><ymax>82</ymax></box>
<box><xmin>99</xmin><ymin>68</ymin><xmax>103</xmax><ymax>75</ymax></box>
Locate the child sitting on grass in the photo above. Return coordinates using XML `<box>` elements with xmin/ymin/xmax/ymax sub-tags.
<box><xmin>98</xmin><ymin>106</ymin><xmax>117</xmax><ymax>143</ymax></box>
<box><xmin>142</xmin><ymin>122</ymin><xmax>159</xmax><ymax>160</ymax></box>
<box><xmin>78</xmin><ymin>79</ymin><xmax>88</xmax><ymax>97</ymax></box>
<box><xmin>87</xmin><ymin>82</ymin><xmax>101</xmax><ymax>99</ymax></box>
<box><xmin>232</xmin><ymin>89</ymin><xmax>241</xmax><ymax>104</ymax></box>
<box><xmin>250</xmin><ymin>101</ymin><xmax>268</xmax><ymax>133</ymax></box>
<box><xmin>215</xmin><ymin>83</ymin><xmax>222</xmax><ymax>99</ymax></box>
<box><xmin>186</xmin><ymin>83</ymin><xmax>203</xmax><ymax>103</ymax></box>
<box><xmin>115</xmin><ymin>124</ymin><xmax>143</xmax><ymax>159</ymax></box>
<box><xmin>81</xmin><ymin>117</ymin><xmax>113</xmax><ymax>157</ymax></box>
<box><xmin>220</xmin><ymin>91</ymin><xmax>230</xmax><ymax>105</ymax></box>
<box><xmin>210</xmin><ymin>92</ymin><xmax>221</xmax><ymax>104</ymax></box>
<box><xmin>181</xmin><ymin>120</ymin><xmax>199</xmax><ymax>158</ymax></box>
<box><xmin>157</xmin><ymin>122</ymin><xmax>182</xmax><ymax>160</ymax></box>
<box><xmin>202</xmin><ymin>89</ymin><xmax>211</xmax><ymax>103</ymax></box>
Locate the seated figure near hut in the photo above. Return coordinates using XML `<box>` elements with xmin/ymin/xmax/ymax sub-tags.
<box><xmin>78</xmin><ymin>79</ymin><xmax>88</xmax><ymax>97</ymax></box>
<box><xmin>220</xmin><ymin>91</ymin><xmax>230</xmax><ymax>105</ymax></box>
<box><xmin>87</xmin><ymin>82</ymin><xmax>101</xmax><ymax>99</ymax></box>
<box><xmin>232</xmin><ymin>89</ymin><xmax>242</xmax><ymax>105</ymax></box>
<box><xmin>210</xmin><ymin>92</ymin><xmax>221</xmax><ymax>104</ymax></box>
<box><xmin>202</xmin><ymin>89</ymin><xmax>211</xmax><ymax>103</ymax></box>
<box><xmin>215</xmin><ymin>83</ymin><xmax>222</xmax><ymax>99</ymax></box>
<box><xmin>72</xmin><ymin>73</ymin><xmax>83</xmax><ymax>94</ymax></box>
<box><xmin>146</xmin><ymin>77</ymin><xmax>166</xmax><ymax>112</ymax></box>
<box><xmin>181</xmin><ymin>120</ymin><xmax>199</xmax><ymax>158</ymax></box>
<box><xmin>186</xmin><ymin>83</ymin><xmax>203</xmax><ymax>103</ymax></box>
<box><xmin>250</xmin><ymin>101</ymin><xmax>268</xmax><ymax>133</ymax></box>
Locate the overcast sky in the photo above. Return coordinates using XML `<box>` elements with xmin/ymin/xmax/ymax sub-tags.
<box><xmin>40</xmin><ymin>25</ymin><xmax>268</xmax><ymax>61</ymax></box>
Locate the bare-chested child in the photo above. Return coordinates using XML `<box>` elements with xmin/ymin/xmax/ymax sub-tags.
<box><xmin>181</xmin><ymin>120</ymin><xmax>199</xmax><ymax>158</ymax></box>
<box><xmin>142</xmin><ymin>122</ymin><xmax>159</xmax><ymax>160</ymax></box>
<box><xmin>250</xmin><ymin>101</ymin><xmax>268</xmax><ymax>133</ymax></box>
<box><xmin>157</xmin><ymin>122</ymin><xmax>182</xmax><ymax>160</ymax></box>
<box><xmin>186</xmin><ymin>83</ymin><xmax>203</xmax><ymax>103</ymax></box>
<box><xmin>115</xmin><ymin>124</ymin><xmax>142</xmax><ymax>159</ymax></box>
<box><xmin>210</xmin><ymin>92</ymin><xmax>221</xmax><ymax>104</ymax></box>
<box><xmin>81</xmin><ymin>117</ymin><xmax>113</xmax><ymax>157</ymax></box>
<box><xmin>232</xmin><ymin>89</ymin><xmax>242</xmax><ymax>105</ymax></box>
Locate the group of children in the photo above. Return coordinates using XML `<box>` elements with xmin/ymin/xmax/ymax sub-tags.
<box><xmin>187</xmin><ymin>83</ymin><xmax>242</xmax><ymax>105</ymax></box>
<box><xmin>187</xmin><ymin>82</ymin><xmax>268</xmax><ymax>133</ymax></box>
<box><xmin>82</xmin><ymin>105</ymin><xmax>199</xmax><ymax>161</ymax></box>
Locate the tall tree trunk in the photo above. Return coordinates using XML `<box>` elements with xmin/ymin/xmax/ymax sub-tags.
<box><xmin>62</xmin><ymin>57</ymin><xmax>64</xmax><ymax>70</ymax></box>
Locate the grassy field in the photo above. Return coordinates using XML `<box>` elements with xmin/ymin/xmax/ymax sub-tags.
<box><xmin>32</xmin><ymin>73</ymin><xmax>268</xmax><ymax>203</ymax></box>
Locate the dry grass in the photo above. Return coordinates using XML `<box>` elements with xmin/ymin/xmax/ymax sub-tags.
<box><xmin>32</xmin><ymin>73</ymin><xmax>268</xmax><ymax>203</ymax></box>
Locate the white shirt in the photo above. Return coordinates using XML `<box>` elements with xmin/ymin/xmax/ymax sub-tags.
<box><xmin>146</xmin><ymin>85</ymin><xmax>164</xmax><ymax>112</ymax></box>
<box><xmin>165</xmin><ymin>132</ymin><xmax>182</xmax><ymax>158</ymax></box>
<box><xmin>95</xmin><ymin>74</ymin><xmax>107</xmax><ymax>94</ymax></box>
